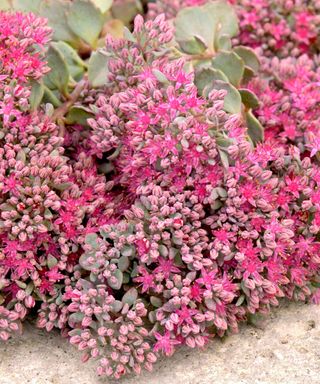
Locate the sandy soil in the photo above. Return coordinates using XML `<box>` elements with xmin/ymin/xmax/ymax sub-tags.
<box><xmin>0</xmin><ymin>302</ymin><xmax>319</xmax><ymax>384</ymax></box>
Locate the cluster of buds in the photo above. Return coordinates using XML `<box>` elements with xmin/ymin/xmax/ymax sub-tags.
<box><xmin>233</xmin><ymin>0</ymin><xmax>320</xmax><ymax>57</ymax></box>
<box><xmin>248</xmin><ymin>54</ymin><xmax>320</xmax><ymax>153</ymax></box>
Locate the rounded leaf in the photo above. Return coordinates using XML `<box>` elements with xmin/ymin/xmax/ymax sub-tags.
<box><xmin>209</xmin><ymin>80</ymin><xmax>242</xmax><ymax>114</ymax></box>
<box><xmin>29</xmin><ymin>80</ymin><xmax>44</xmax><ymax>111</ymax></box>
<box><xmin>67</xmin><ymin>0</ymin><xmax>104</xmax><ymax>47</ymax></box>
<box><xmin>195</xmin><ymin>67</ymin><xmax>228</xmax><ymax>95</ymax></box>
<box><xmin>212</xmin><ymin>51</ymin><xmax>245</xmax><ymax>87</ymax></box>
<box><xmin>107</xmin><ymin>269</ymin><xmax>123</xmax><ymax>290</ymax></box>
<box><xmin>51</xmin><ymin>41</ymin><xmax>85</xmax><ymax>81</ymax></box>
<box><xmin>66</xmin><ymin>106</ymin><xmax>93</xmax><ymax>126</ymax></box>
<box><xmin>44</xmin><ymin>44</ymin><xmax>70</xmax><ymax>94</ymax></box>
<box><xmin>246</xmin><ymin>110</ymin><xmax>264</xmax><ymax>145</ymax></box>
<box><xmin>12</xmin><ymin>0</ymin><xmax>41</xmax><ymax>12</ymax></box>
<box><xmin>40</xmin><ymin>0</ymin><xmax>79</xmax><ymax>44</ymax></box>
<box><xmin>234</xmin><ymin>46</ymin><xmax>260</xmax><ymax>73</ymax></box>
<box><xmin>175</xmin><ymin>1</ymin><xmax>239</xmax><ymax>52</ymax></box>
<box><xmin>88</xmin><ymin>50</ymin><xmax>109</xmax><ymax>87</ymax></box>
<box><xmin>122</xmin><ymin>288</ymin><xmax>138</xmax><ymax>306</ymax></box>
<box><xmin>118</xmin><ymin>256</ymin><xmax>130</xmax><ymax>272</ymax></box>
<box><xmin>239</xmin><ymin>89</ymin><xmax>260</xmax><ymax>109</ymax></box>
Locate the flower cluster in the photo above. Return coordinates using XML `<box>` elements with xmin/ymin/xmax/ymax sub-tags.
<box><xmin>233</xmin><ymin>0</ymin><xmax>320</xmax><ymax>57</ymax></box>
<box><xmin>0</xmin><ymin>11</ymin><xmax>110</xmax><ymax>340</ymax></box>
<box><xmin>148</xmin><ymin>0</ymin><xmax>320</xmax><ymax>57</ymax></box>
<box><xmin>248</xmin><ymin>54</ymin><xmax>320</xmax><ymax>152</ymax></box>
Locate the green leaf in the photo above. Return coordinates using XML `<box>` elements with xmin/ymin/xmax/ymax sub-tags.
<box><xmin>111</xmin><ymin>0</ymin><xmax>142</xmax><ymax>25</ymax></box>
<box><xmin>242</xmin><ymin>66</ymin><xmax>256</xmax><ymax>83</ymax></box>
<box><xmin>121</xmin><ymin>245</ymin><xmax>134</xmax><ymax>257</ymax></box>
<box><xmin>122</xmin><ymin>288</ymin><xmax>138</xmax><ymax>306</ymax></box>
<box><xmin>152</xmin><ymin>69</ymin><xmax>169</xmax><ymax>84</ymax></box>
<box><xmin>39</xmin><ymin>0</ymin><xmax>79</xmax><ymax>44</ymax></box>
<box><xmin>236</xmin><ymin>294</ymin><xmax>246</xmax><ymax>306</ymax></box>
<box><xmin>148</xmin><ymin>310</ymin><xmax>156</xmax><ymax>323</ymax></box>
<box><xmin>246</xmin><ymin>110</ymin><xmax>264</xmax><ymax>145</ymax></box>
<box><xmin>195</xmin><ymin>67</ymin><xmax>228</xmax><ymax>95</ymax></box>
<box><xmin>234</xmin><ymin>46</ymin><xmax>260</xmax><ymax>73</ymax></box>
<box><xmin>92</xmin><ymin>0</ymin><xmax>113</xmax><ymax>13</ymax></box>
<box><xmin>29</xmin><ymin>80</ymin><xmax>44</xmax><ymax>111</ymax></box>
<box><xmin>118</xmin><ymin>256</ymin><xmax>130</xmax><ymax>272</ymax></box>
<box><xmin>12</xmin><ymin>0</ymin><xmax>41</xmax><ymax>12</ymax></box>
<box><xmin>85</xmin><ymin>233</ymin><xmax>98</xmax><ymax>248</ymax></box>
<box><xmin>15</xmin><ymin>280</ymin><xmax>27</xmax><ymax>289</ymax></box>
<box><xmin>88</xmin><ymin>50</ymin><xmax>109</xmax><ymax>87</ymax></box>
<box><xmin>239</xmin><ymin>89</ymin><xmax>260</xmax><ymax>109</ymax></box>
<box><xmin>218</xmin><ymin>148</ymin><xmax>229</xmax><ymax>169</ymax></box>
<box><xmin>51</xmin><ymin>41</ymin><xmax>85</xmax><ymax>81</ymax></box>
<box><xmin>150</xmin><ymin>296</ymin><xmax>162</xmax><ymax>308</ymax></box>
<box><xmin>178</xmin><ymin>35</ymin><xmax>207</xmax><ymax>55</ymax></box>
<box><xmin>66</xmin><ymin>106</ymin><xmax>93</xmax><ymax>125</ymax></box>
<box><xmin>69</xmin><ymin>312</ymin><xmax>85</xmax><ymax>324</ymax></box>
<box><xmin>216</xmin><ymin>34</ymin><xmax>232</xmax><ymax>51</ymax></box>
<box><xmin>123</xmin><ymin>26</ymin><xmax>136</xmax><ymax>43</ymax></box>
<box><xmin>212</xmin><ymin>51</ymin><xmax>245</xmax><ymax>87</ymax></box>
<box><xmin>210</xmin><ymin>80</ymin><xmax>242</xmax><ymax>114</ymax></box>
<box><xmin>43</xmin><ymin>86</ymin><xmax>62</xmax><ymax>107</ymax></box>
<box><xmin>25</xmin><ymin>282</ymin><xmax>34</xmax><ymax>296</ymax></box>
<box><xmin>67</xmin><ymin>0</ymin><xmax>105</xmax><ymax>47</ymax></box>
<box><xmin>175</xmin><ymin>1</ymin><xmax>239</xmax><ymax>52</ymax></box>
<box><xmin>47</xmin><ymin>255</ymin><xmax>58</xmax><ymax>269</ymax></box>
<box><xmin>110</xmin><ymin>300</ymin><xmax>123</xmax><ymax>313</ymax></box>
<box><xmin>108</xmin><ymin>269</ymin><xmax>123</xmax><ymax>290</ymax></box>
<box><xmin>44</xmin><ymin>44</ymin><xmax>70</xmax><ymax>94</ymax></box>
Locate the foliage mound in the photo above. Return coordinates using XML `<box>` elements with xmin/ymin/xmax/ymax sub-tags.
<box><xmin>0</xmin><ymin>0</ymin><xmax>319</xmax><ymax>379</ymax></box>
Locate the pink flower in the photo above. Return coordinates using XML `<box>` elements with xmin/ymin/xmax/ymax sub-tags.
<box><xmin>134</xmin><ymin>267</ymin><xmax>156</xmax><ymax>293</ymax></box>
<box><xmin>153</xmin><ymin>331</ymin><xmax>181</xmax><ymax>356</ymax></box>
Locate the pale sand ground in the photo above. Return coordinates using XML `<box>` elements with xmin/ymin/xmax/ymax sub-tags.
<box><xmin>0</xmin><ymin>302</ymin><xmax>319</xmax><ymax>384</ymax></box>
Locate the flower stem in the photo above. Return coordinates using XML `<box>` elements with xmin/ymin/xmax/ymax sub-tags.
<box><xmin>52</xmin><ymin>76</ymin><xmax>88</xmax><ymax>123</ymax></box>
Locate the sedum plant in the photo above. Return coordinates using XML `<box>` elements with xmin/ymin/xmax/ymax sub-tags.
<box><xmin>172</xmin><ymin>1</ymin><xmax>264</xmax><ymax>144</ymax></box>
<box><xmin>0</xmin><ymin>0</ymin><xmax>320</xmax><ymax>381</ymax></box>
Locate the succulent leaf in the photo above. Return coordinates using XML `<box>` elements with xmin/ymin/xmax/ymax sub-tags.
<box><xmin>206</xmin><ymin>80</ymin><xmax>242</xmax><ymax>114</ymax></box>
<box><xmin>212</xmin><ymin>51</ymin><xmax>245</xmax><ymax>87</ymax></box>
<box><xmin>122</xmin><ymin>288</ymin><xmax>138</xmax><ymax>306</ymax></box>
<box><xmin>195</xmin><ymin>67</ymin><xmax>228</xmax><ymax>95</ymax></box>
<box><xmin>39</xmin><ymin>0</ymin><xmax>79</xmax><ymax>44</ymax></box>
<box><xmin>51</xmin><ymin>41</ymin><xmax>85</xmax><ymax>81</ymax></box>
<box><xmin>107</xmin><ymin>269</ymin><xmax>123</xmax><ymax>290</ymax></box>
<box><xmin>65</xmin><ymin>106</ymin><xmax>93</xmax><ymax>125</ymax></box>
<box><xmin>88</xmin><ymin>50</ymin><xmax>110</xmax><ymax>87</ymax></box>
<box><xmin>29</xmin><ymin>80</ymin><xmax>45</xmax><ymax>111</ymax></box>
<box><xmin>234</xmin><ymin>46</ymin><xmax>260</xmax><ymax>73</ymax></box>
<box><xmin>246</xmin><ymin>110</ymin><xmax>264</xmax><ymax>144</ymax></box>
<box><xmin>175</xmin><ymin>1</ymin><xmax>239</xmax><ymax>52</ymax></box>
<box><xmin>12</xmin><ymin>0</ymin><xmax>41</xmax><ymax>12</ymax></box>
<box><xmin>178</xmin><ymin>35</ymin><xmax>207</xmax><ymax>55</ymax></box>
<box><xmin>239</xmin><ymin>89</ymin><xmax>260</xmax><ymax>109</ymax></box>
<box><xmin>67</xmin><ymin>0</ymin><xmax>105</xmax><ymax>47</ymax></box>
<box><xmin>44</xmin><ymin>44</ymin><xmax>70</xmax><ymax>94</ymax></box>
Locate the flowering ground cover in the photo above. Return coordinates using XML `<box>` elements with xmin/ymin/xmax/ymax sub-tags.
<box><xmin>0</xmin><ymin>0</ymin><xmax>319</xmax><ymax>379</ymax></box>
